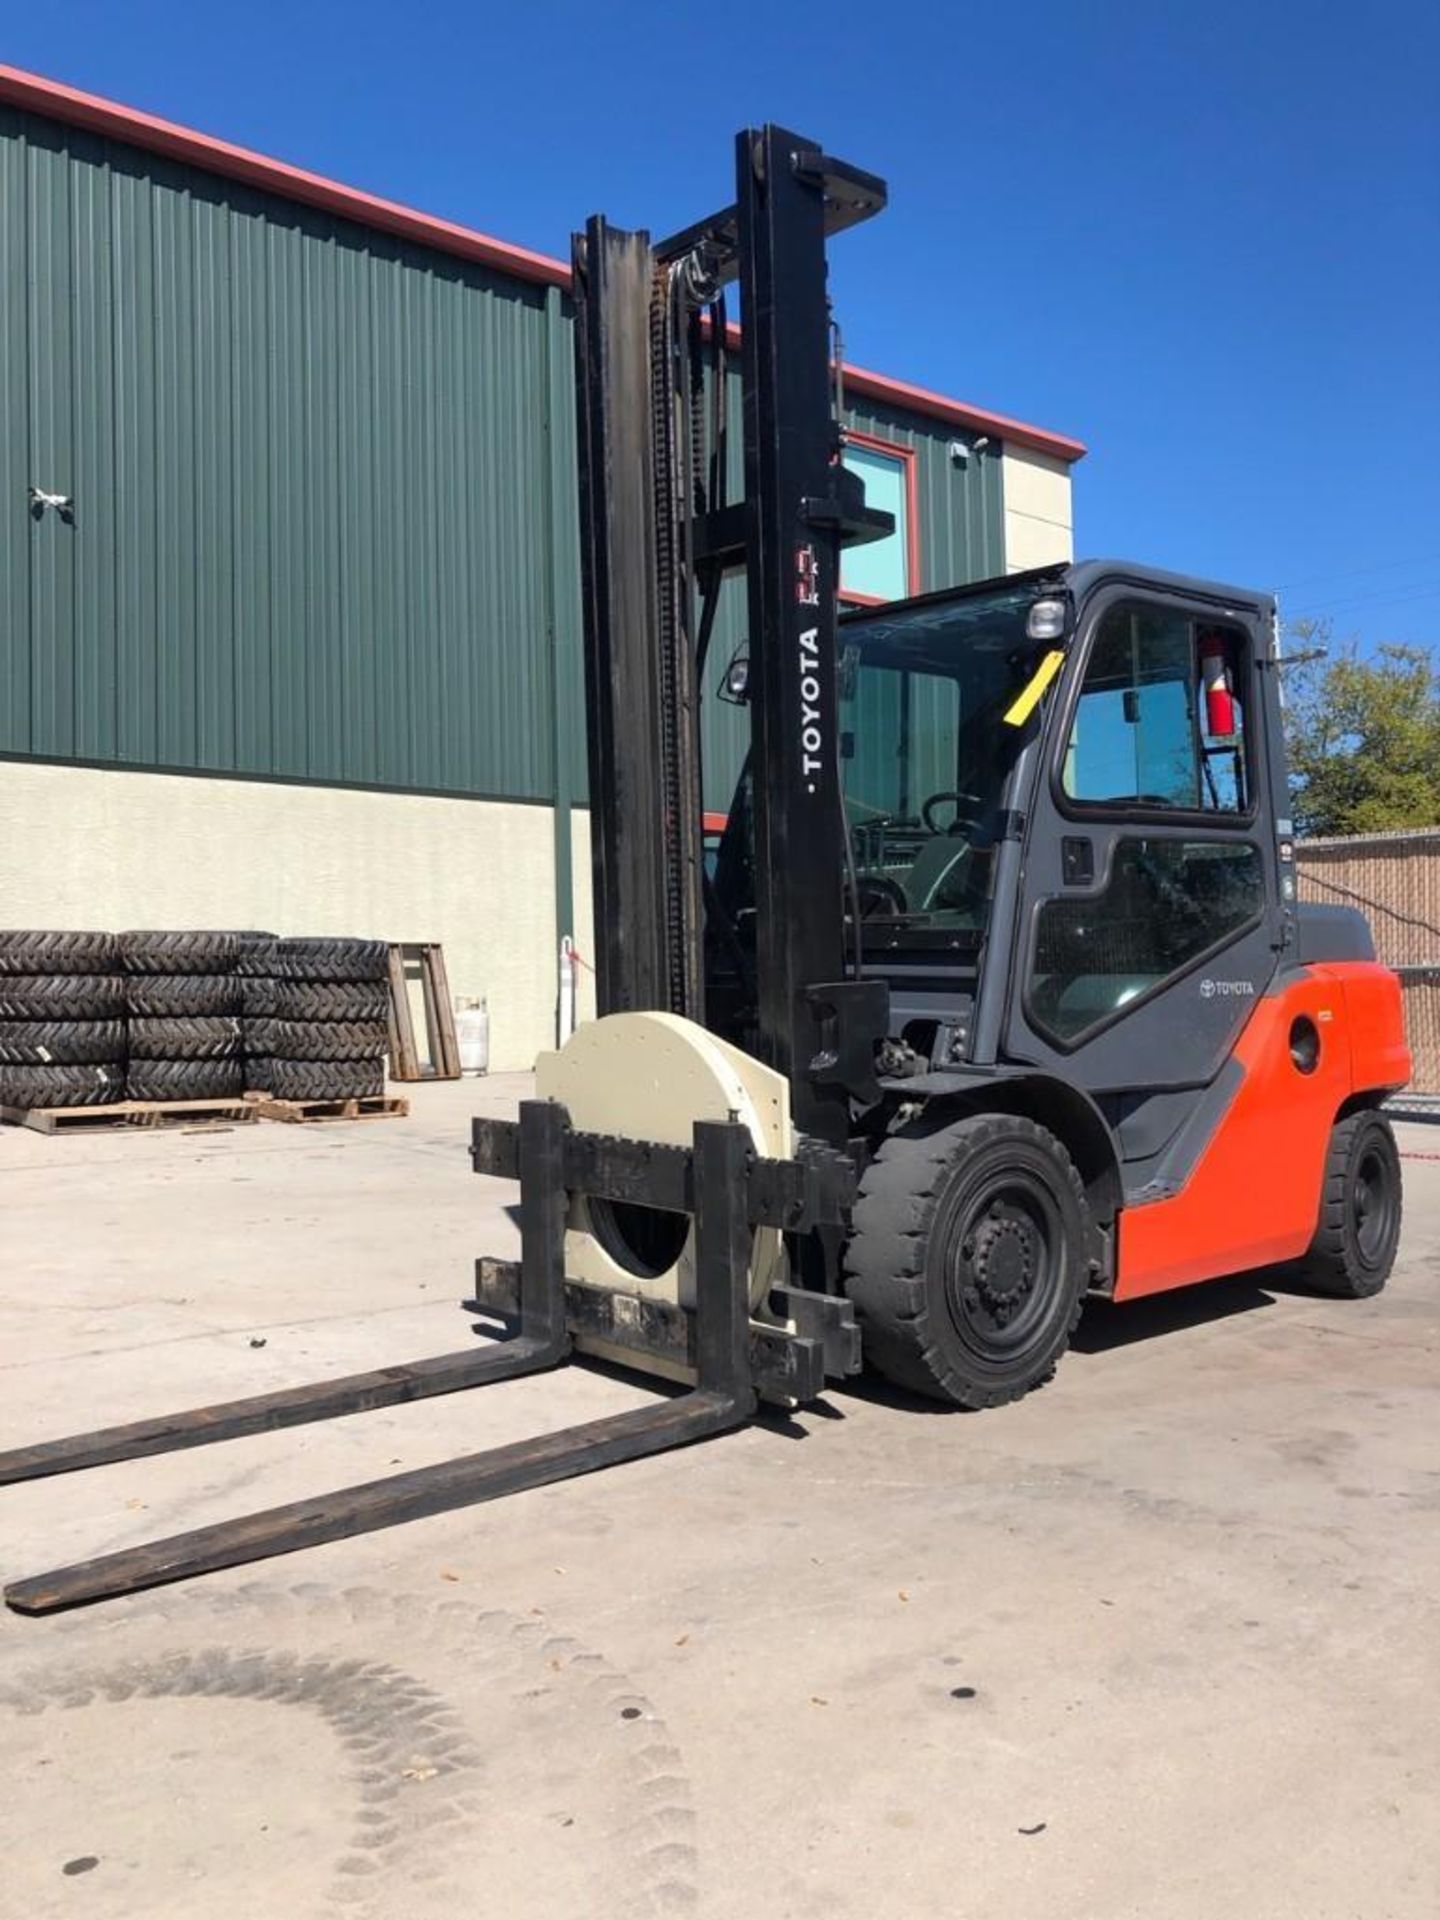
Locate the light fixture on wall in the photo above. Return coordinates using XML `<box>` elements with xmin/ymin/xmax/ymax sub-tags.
<box><xmin>29</xmin><ymin>485</ymin><xmax>75</xmax><ymax>522</ymax></box>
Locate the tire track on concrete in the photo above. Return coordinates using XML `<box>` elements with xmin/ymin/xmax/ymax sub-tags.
<box><xmin>3</xmin><ymin>1580</ymin><xmax>699</xmax><ymax>1919</ymax></box>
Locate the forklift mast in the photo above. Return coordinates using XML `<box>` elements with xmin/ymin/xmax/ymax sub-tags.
<box><xmin>572</xmin><ymin>125</ymin><xmax>891</xmax><ymax>1141</ymax></box>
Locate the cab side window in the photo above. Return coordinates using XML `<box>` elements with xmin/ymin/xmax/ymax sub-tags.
<box><xmin>1030</xmin><ymin>839</ymin><xmax>1266</xmax><ymax>1042</ymax></box>
<box><xmin>1061</xmin><ymin>604</ymin><xmax>1249</xmax><ymax>813</ymax></box>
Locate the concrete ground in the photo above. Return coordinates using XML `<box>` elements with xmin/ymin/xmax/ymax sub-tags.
<box><xmin>1</xmin><ymin>1080</ymin><xmax>1437</xmax><ymax>1920</ymax></box>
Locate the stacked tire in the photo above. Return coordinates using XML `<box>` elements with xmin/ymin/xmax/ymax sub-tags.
<box><xmin>0</xmin><ymin>932</ymin><xmax>127</xmax><ymax>1108</ymax></box>
<box><xmin>121</xmin><ymin>931</ymin><xmax>244</xmax><ymax>1102</ymax></box>
<box><xmin>233</xmin><ymin>933</ymin><xmax>279</xmax><ymax>1093</ymax></box>
<box><xmin>259</xmin><ymin>938</ymin><xmax>390</xmax><ymax>1101</ymax></box>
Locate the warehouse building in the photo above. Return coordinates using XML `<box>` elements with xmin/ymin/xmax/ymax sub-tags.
<box><xmin>0</xmin><ymin>65</ymin><xmax>1085</xmax><ymax>1068</ymax></box>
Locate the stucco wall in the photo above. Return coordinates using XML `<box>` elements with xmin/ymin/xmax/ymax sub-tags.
<box><xmin>1001</xmin><ymin>446</ymin><xmax>1075</xmax><ymax>570</ymax></box>
<box><xmin>0</xmin><ymin>761</ymin><xmax>557</xmax><ymax>1071</ymax></box>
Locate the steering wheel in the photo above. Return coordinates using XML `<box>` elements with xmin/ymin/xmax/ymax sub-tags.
<box><xmin>855</xmin><ymin>874</ymin><xmax>908</xmax><ymax>918</ymax></box>
<box><xmin>921</xmin><ymin>789</ymin><xmax>987</xmax><ymax>836</ymax></box>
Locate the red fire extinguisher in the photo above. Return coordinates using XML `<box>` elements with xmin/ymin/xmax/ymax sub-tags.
<box><xmin>1198</xmin><ymin>630</ymin><xmax>1237</xmax><ymax>742</ymax></box>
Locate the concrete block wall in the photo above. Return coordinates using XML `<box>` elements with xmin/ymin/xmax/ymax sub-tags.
<box><xmin>0</xmin><ymin>761</ymin><xmax>563</xmax><ymax>1072</ymax></box>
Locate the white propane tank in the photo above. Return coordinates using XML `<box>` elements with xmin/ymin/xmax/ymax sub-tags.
<box><xmin>455</xmin><ymin>997</ymin><xmax>490</xmax><ymax>1075</ymax></box>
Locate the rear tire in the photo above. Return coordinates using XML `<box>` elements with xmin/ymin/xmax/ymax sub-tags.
<box><xmin>845</xmin><ymin>1111</ymin><xmax>1093</xmax><ymax>1408</ymax></box>
<box><xmin>1298</xmin><ymin>1109</ymin><xmax>1402</xmax><ymax>1298</ymax></box>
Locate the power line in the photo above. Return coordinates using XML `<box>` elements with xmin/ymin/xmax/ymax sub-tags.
<box><xmin>1277</xmin><ymin>553</ymin><xmax>1440</xmax><ymax>593</ymax></box>
<box><xmin>1285</xmin><ymin>583</ymin><xmax>1440</xmax><ymax>622</ymax></box>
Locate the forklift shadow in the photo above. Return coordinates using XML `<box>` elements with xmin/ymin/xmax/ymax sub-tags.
<box><xmin>565</xmin><ymin>1348</ymin><xmax>831</xmax><ymax>1440</ymax></box>
<box><xmin>836</xmin><ymin>1270</ymin><xmax>1287</xmax><ymax>1416</ymax></box>
<box><xmin>1071</xmin><ymin>1269</ymin><xmax>1282</xmax><ymax>1356</ymax></box>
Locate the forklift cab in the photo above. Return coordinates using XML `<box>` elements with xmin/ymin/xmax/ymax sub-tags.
<box><xmin>711</xmin><ymin>558</ymin><xmax>1290</xmax><ymax>1135</ymax></box>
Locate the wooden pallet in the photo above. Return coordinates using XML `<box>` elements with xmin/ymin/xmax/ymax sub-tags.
<box><xmin>387</xmin><ymin>943</ymin><xmax>461</xmax><ymax>1081</ymax></box>
<box><xmin>0</xmin><ymin>1096</ymin><xmax>258</xmax><ymax>1136</ymax></box>
<box><xmin>252</xmin><ymin>1093</ymin><xmax>410</xmax><ymax>1125</ymax></box>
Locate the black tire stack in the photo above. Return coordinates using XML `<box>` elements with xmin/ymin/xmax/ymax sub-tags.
<box><xmin>233</xmin><ymin>933</ymin><xmax>279</xmax><ymax>1093</ymax></box>
<box><xmin>0</xmin><ymin>932</ymin><xmax>127</xmax><ymax>1108</ymax></box>
<box><xmin>121</xmin><ymin>931</ymin><xmax>245</xmax><ymax>1102</ymax></box>
<box><xmin>260</xmin><ymin>939</ymin><xmax>391</xmax><ymax>1101</ymax></box>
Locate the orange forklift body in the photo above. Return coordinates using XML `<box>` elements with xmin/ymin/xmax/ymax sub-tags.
<box><xmin>1117</xmin><ymin>962</ymin><xmax>1411</xmax><ymax>1298</ymax></box>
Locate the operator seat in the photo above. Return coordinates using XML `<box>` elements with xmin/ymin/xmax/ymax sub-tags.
<box><xmin>904</xmin><ymin>834</ymin><xmax>975</xmax><ymax>912</ymax></box>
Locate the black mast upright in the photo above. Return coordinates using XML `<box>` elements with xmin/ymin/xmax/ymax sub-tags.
<box><xmin>571</xmin><ymin>218</ymin><xmax>704</xmax><ymax>1020</ymax></box>
<box><xmin>572</xmin><ymin>127</ymin><xmax>889</xmax><ymax>1138</ymax></box>
<box><xmin>735</xmin><ymin>127</ymin><xmax>888</xmax><ymax>1138</ymax></box>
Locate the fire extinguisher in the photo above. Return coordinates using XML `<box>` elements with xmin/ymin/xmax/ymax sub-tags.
<box><xmin>1198</xmin><ymin>630</ymin><xmax>1237</xmax><ymax>742</ymax></box>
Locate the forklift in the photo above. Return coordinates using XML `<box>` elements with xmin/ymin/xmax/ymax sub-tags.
<box><xmin>0</xmin><ymin>125</ymin><xmax>1410</xmax><ymax>1613</ymax></box>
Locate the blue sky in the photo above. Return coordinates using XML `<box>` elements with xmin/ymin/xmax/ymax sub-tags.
<box><xmin>8</xmin><ymin>1</ymin><xmax>1439</xmax><ymax>650</ymax></box>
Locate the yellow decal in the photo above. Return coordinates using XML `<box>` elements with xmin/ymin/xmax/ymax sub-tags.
<box><xmin>1003</xmin><ymin>649</ymin><xmax>1065</xmax><ymax>727</ymax></box>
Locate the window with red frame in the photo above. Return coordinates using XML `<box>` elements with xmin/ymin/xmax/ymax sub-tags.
<box><xmin>841</xmin><ymin>434</ymin><xmax>917</xmax><ymax>603</ymax></box>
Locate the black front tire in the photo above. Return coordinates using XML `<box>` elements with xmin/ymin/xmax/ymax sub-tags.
<box><xmin>845</xmin><ymin>1111</ymin><xmax>1093</xmax><ymax>1408</ymax></box>
<box><xmin>1298</xmin><ymin>1109</ymin><xmax>1403</xmax><ymax>1299</ymax></box>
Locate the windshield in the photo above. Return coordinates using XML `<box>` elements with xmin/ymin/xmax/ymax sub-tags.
<box><xmin>839</xmin><ymin>580</ymin><xmax>1057</xmax><ymax>939</ymax></box>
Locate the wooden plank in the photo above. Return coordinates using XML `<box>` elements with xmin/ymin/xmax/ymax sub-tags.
<box><xmin>426</xmin><ymin>944</ymin><xmax>462</xmax><ymax>1077</ymax></box>
<box><xmin>254</xmin><ymin>1093</ymin><xmax>409</xmax><ymax>1125</ymax></box>
<box><xmin>386</xmin><ymin>941</ymin><xmax>461</xmax><ymax>1082</ymax></box>
<box><xmin>385</xmin><ymin>944</ymin><xmax>420</xmax><ymax>1080</ymax></box>
<box><xmin>0</xmin><ymin>1098</ymin><xmax>257</xmax><ymax>1136</ymax></box>
<box><xmin>418</xmin><ymin>954</ymin><xmax>443</xmax><ymax>1074</ymax></box>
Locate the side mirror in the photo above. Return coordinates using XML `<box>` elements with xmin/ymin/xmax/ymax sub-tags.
<box><xmin>719</xmin><ymin>647</ymin><xmax>750</xmax><ymax>706</ymax></box>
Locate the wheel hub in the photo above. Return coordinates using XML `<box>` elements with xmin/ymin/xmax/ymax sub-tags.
<box><xmin>1353</xmin><ymin>1149</ymin><xmax>1391</xmax><ymax>1262</ymax></box>
<box><xmin>965</xmin><ymin>1209</ymin><xmax>1039</xmax><ymax>1328</ymax></box>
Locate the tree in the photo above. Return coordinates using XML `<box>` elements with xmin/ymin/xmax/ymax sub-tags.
<box><xmin>1281</xmin><ymin>619</ymin><xmax>1440</xmax><ymax>837</ymax></box>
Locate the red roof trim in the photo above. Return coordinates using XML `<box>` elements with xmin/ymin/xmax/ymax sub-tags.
<box><xmin>0</xmin><ymin>63</ymin><xmax>1085</xmax><ymax>465</ymax></box>
<box><xmin>842</xmin><ymin>362</ymin><xmax>1087</xmax><ymax>464</ymax></box>
<box><xmin>0</xmin><ymin>62</ymin><xmax>570</xmax><ymax>291</ymax></box>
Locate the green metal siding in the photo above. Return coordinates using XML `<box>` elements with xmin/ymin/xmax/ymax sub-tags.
<box><xmin>1</xmin><ymin>105</ymin><xmax>572</xmax><ymax>801</ymax></box>
<box><xmin>2</xmin><ymin>105</ymin><xmax>1003</xmax><ymax>809</ymax></box>
<box><xmin>694</xmin><ymin>384</ymin><xmax>1005</xmax><ymax>808</ymax></box>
